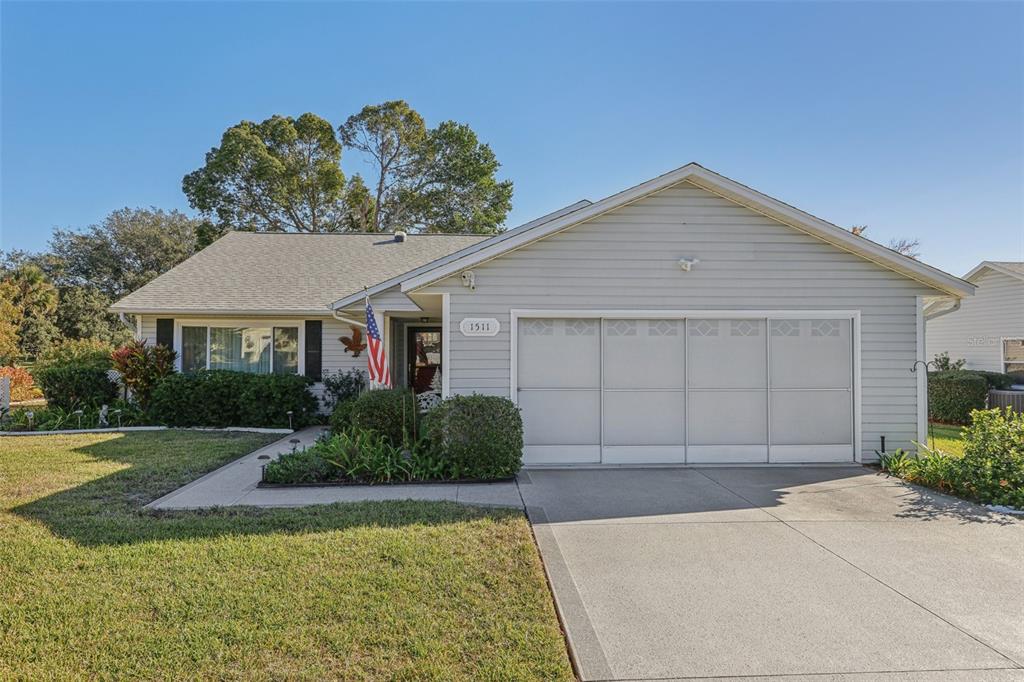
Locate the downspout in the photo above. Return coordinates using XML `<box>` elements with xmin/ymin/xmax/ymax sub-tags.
<box><xmin>332</xmin><ymin>309</ymin><xmax>367</xmax><ymax>328</ymax></box>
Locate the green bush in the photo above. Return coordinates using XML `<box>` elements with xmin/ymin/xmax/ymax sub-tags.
<box><xmin>263</xmin><ymin>428</ymin><xmax>452</xmax><ymax>484</ymax></box>
<box><xmin>36</xmin><ymin>338</ymin><xmax>113</xmax><ymax>372</ymax></box>
<box><xmin>965</xmin><ymin>370</ymin><xmax>1015</xmax><ymax>390</ymax></box>
<box><xmin>959</xmin><ymin>408</ymin><xmax>1024</xmax><ymax>508</ymax></box>
<box><xmin>928</xmin><ymin>371</ymin><xmax>988</xmax><ymax>424</ymax></box>
<box><xmin>34</xmin><ymin>364</ymin><xmax>117</xmax><ymax>411</ymax></box>
<box><xmin>423</xmin><ymin>394</ymin><xmax>523</xmax><ymax>479</ymax></box>
<box><xmin>348</xmin><ymin>388</ymin><xmax>418</xmax><ymax>447</ymax></box>
<box><xmin>321</xmin><ymin>369</ymin><xmax>367</xmax><ymax>411</ymax></box>
<box><xmin>329</xmin><ymin>399</ymin><xmax>356</xmax><ymax>435</ymax></box>
<box><xmin>148</xmin><ymin>370</ymin><xmax>317</xmax><ymax>428</ymax></box>
<box><xmin>880</xmin><ymin>409</ymin><xmax>1024</xmax><ymax>509</ymax></box>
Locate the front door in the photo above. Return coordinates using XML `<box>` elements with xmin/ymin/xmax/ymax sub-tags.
<box><xmin>406</xmin><ymin>327</ymin><xmax>442</xmax><ymax>394</ymax></box>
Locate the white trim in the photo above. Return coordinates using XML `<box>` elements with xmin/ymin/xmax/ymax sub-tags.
<box><xmin>687</xmin><ymin>445</ymin><xmax>768</xmax><ymax>464</ymax></box>
<box><xmin>441</xmin><ymin>293</ymin><xmax>451</xmax><ymax>399</ymax></box>
<box><xmin>112</xmin><ymin>307</ymin><xmax>336</xmax><ymax>317</ymax></box>
<box><xmin>916</xmin><ymin>296</ymin><xmax>928</xmax><ymax>447</ymax></box>
<box><xmin>510</xmin><ymin>309</ymin><xmax>864</xmax><ymax>465</ymax></box>
<box><xmin>401</xmin><ymin>164</ymin><xmax>973</xmax><ymax>298</ymax></box>
<box><xmin>769</xmin><ymin>444</ymin><xmax>854</xmax><ymax>463</ymax></box>
<box><xmin>964</xmin><ymin>261</ymin><xmax>1024</xmax><ymax>284</ymax></box>
<box><xmin>601</xmin><ymin>445</ymin><xmax>684</xmax><ymax>464</ymax></box>
<box><xmin>172</xmin><ymin>318</ymin><xmax>305</xmax><ymax>376</ymax></box>
<box><xmin>1001</xmin><ymin>336</ymin><xmax>1024</xmax><ymax>374</ymax></box>
<box><xmin>523</xmin><ymin>445</ymin><xmax>601</xmax><ymax>465</ymax></box>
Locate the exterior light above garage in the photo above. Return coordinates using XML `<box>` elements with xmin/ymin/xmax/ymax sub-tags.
<box><xmin>678</xmin><ymin>257</ymin><xmax>700</xmax><ymax>271</ymax></box>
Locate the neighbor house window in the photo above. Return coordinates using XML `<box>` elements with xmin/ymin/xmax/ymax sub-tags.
<box><xmin>1004</xmin><ymin>339</ymin><xmax>1024</xmax><ymax>374</ymax></box>
<box><xmin>180</xmin><ymin>325</ymin><xmax>300</xmax><ymax>375</ymax></box>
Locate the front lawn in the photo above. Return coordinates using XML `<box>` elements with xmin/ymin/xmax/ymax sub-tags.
<box><xmin>0</xmin><ymin>432</ymin><xmax>573</xmax><ymax>680</ymax></box>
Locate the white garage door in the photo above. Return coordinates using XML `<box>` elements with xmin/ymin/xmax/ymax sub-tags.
<box><xmin>516</xmin><ymin>315</ymin><xmax>854</xmax><ymax>465</ymax></box>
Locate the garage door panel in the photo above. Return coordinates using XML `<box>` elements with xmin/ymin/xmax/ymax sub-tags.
<box><xmin>770</xmin><ymin>319</ymin><xmax>852</xmax><ymax>389</ymax></box>
<box><xmin>518</xmin><ymin>318</ymin><xmax>599</xmax><ymax>388</ymax></box>
<box><xmin>688</xmin><ymin>390</ymin><xmax>767</xmax><ymax>446</ymax></box>
<box><xmin>771</xmin><ymin>391</ymin><xmax>853</xmax><ymax>445</ymax></box>
<box><xmin>603</xmin><ymin>391</ymin><xmax>685</xmax><ymax>446</ymax></box>
<box><xmin>687</xmin><ymin>319</ymin><xmax>766</xmax><ymax>389</ymax></box>
<box><xmin>519</xmin><ymin>390</ymin><xmax>600</xmax><ymax>446</ymax></box>
<box><xmin>604</xmin><ymin>319</ymin><xmax>685</xmax><ymax>389</ymax></box>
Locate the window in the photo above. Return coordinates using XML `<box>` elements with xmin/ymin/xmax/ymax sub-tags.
<box><xmin>180</xmin><ymin>325</ymin><xmax>300</xmax><ymax>375</ymax></box>
<box><xmin>1005</xmin><ymin>338</ymin><xmax>1024</xmax><ymax>374</ymax></box>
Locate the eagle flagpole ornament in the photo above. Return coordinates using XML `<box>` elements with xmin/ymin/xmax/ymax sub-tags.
<box><xmin>364</xmin><ymin>289</ymin><xmax>391</xmax><ymax>388</ymax></box>
<box><xmin>340</xmin><ymin>327</ymin><xmax>367</xmax><ymax>357</ymax></box>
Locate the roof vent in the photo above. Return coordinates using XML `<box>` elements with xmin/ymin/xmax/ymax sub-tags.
<box><xmin>393</xmin><ymin>230</ymin><xmax>407</xmax><ymax>243</ymax></box>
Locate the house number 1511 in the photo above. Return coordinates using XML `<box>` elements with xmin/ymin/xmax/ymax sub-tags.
<box><xmin>459</xmin><ymin>318</ymin><xmax>500</xmax><ymax>337</ymax></box>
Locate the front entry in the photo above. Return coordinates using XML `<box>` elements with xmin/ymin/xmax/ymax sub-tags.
<box><xmin>406</xmin><ymin>327</ymin><xmax>442</xmax><ymax>394</ymax></box>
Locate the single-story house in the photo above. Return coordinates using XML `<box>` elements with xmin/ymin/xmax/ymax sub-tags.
<box><xmin>111</xmin><ymin>163</ymin><xmax>974</xmax><ymax>465</ymax></box>
<box><xmin>925</xmin><ymin>261</ymin><xmax>1024</xmax><ymax>374</ymax></box>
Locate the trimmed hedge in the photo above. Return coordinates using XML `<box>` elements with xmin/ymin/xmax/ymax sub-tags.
<box><xmin>423</xmin><ymin>395</ymin><xmax>523</xmax><ymax>479</ymax></box>
<box><xmin>966</xmin><ymin>370</ymin><xmax>1015</xmax><ymax>390</ymax></box>
<box><xmin>34</xmin><ymin>365</ymin><xmax>117</xmax><ymax>411</ymax></box>
<box><xmin>148</xmin><ymin>370</ymin><xmax>317</xmax><ymax>428</ymax></box>
<box><xmin>928</xmin><ymin>371</ymin><xmax>988</xmax><ymax>425</ymax></box>
<box><xmin>347</xmin><ymin>388</ymin><xmax>419</xmax><ymax>447</ymax></box>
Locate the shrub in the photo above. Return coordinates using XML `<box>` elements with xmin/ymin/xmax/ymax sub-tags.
<box><xmin>34</xmin><ymin>364</ymin><xmax>117</xmax><ymax>411</ymax></box>
<box><xmin>928</xmin><ymin>371</ymin><xmax>988</xmax><ymax>424</ymax></box>
<box><xmin>959</xmin><ymin>408</ymin><xmax>1024</xmax><ymax>508</ymax></box>
<box><xmin>965</xmin><ymin>370</ymin><xmax>1015</xmax><ymax>391</ymax></box>
<box><xmin>932</xmin><ymin>351</ymin><xmax>966</xmax><ymax>372</ymax></box>
<box><xmin>348</xmin><ymin>388</ymin><xmax>419</xmax><ymax>447</ymax></box>
<box><xmin>263</xmin><ymin>428</ymin><xmax>450</xmax><ymax>484</ymax></box>
<box><xmin>148</xmin><ymin>370</ymin><xmax>317</xmax><ymax>428</ymax></box>
<box><xmin>36</xmin><ymin>338</ymin><xmax>113</xmax><ymax>372</ymax></box>
<box><xmin>329</xmin><ymin>399</ymin><xmax>355</xmax><ymax>435</ymax></box>
<box><xmin>0</xmin><ymin>366</ymin><xmax>41</xmax><ymax>402</ymax></box>
<box><xmin>321</xmin><ymin>368</ymin><xmax>367</xmax><ymax>410</ymax></box>
<box><xmin>423</xmin><ymin>394</ymin><xmax>523</xmax><ymax>479</ymax></box>
<box><xmin>111</xmin><ymin>340</ymin><xmax>176</xmax><ymax>409</ymax></box>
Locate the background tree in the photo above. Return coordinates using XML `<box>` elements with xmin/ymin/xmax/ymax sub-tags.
<box><xmin>339</xmin><ymin>101</ymin><xmax>513</xmax><ymax>234</ymax></box>
<box><xmin>2</xmin><ymin>265</ymin><xmax>59</xmax><ymax>356</ymax></box>
<box><xmin>48</xmin><ymin>207</ymin><xmax>202</xmax><ymax>299</ymax></box>
<box><xmin>55</xmin><ymin>286</ymin><xmax>133</xmax><ymax>347</ymax></box>
<box><xmin>183</xmin><ymin>113</ymin><xmax>347</xmax><ymax>232</ymax></box>
<box><xmin>0</xmin><ymin>282</ymin><xmax>24</xmax><ymax>364</ymax></box>
<box><xmin>849</xmin><ymin>225</ymin><xmax>921</xmax><ymax>259</ymax></box>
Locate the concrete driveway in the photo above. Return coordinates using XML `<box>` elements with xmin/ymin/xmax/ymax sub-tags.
<box><xmin>519</xmin><ymin>467</ymin><xmax>1024</xmax><ymax>681</ymax></box>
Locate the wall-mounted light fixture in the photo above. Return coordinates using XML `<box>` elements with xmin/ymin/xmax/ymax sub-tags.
<box><xmin>678</xmin><ymin>257</ymin><xmax>700</xmax><ymax>272</ymax></box>
<box><xmin>461</xmin><ymin>270</ymin><xmax>476</xmax><ymax>290</ymax></box>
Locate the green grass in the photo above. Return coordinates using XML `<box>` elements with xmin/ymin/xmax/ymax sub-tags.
<box><xmin>926</xmin><ymin>422</ymin><xmax>965</xmax><ymax>456</ymax></box>
<box><xmin>0</xmin><ymin>432</ymin><xmax>573</xmax><ymax>680</ymax></box>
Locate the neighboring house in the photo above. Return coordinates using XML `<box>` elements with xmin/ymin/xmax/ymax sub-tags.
<box><xmin>111</xmin><ymin>163</ymin><xmax>974</xmax><ymax>465</ymax></box>
<box><xmin>926</xmin><ymin>261</ymin><xmax>1024</xmax><ymax>374</ymax></box>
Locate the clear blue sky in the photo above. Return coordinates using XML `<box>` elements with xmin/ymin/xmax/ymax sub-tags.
<box><xmin>2</xmin><ymin>1</ymin><xmax>1022</xmax><ymax>276</ymax></box>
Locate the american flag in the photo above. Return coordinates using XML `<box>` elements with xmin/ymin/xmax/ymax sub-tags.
<box><xmin>365</xmin><ymin>297</ymin><xmax>391</xmax><ymax>387</ymax></box>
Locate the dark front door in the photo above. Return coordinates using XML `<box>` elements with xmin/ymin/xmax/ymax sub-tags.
<box><xmin>407</xmin><ymin>327</ymin><xmax>442</xmax><ymax>394</ymax></box>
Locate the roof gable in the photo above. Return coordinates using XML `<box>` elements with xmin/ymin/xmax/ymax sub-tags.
<box><xmin>963</xmin><ymin>261</ymin><xmax>1024</xmax><ymax>284</ymax></box>
<box><xmin>396</xmin><ymin>163</ymin><xmax>973</xmax><ymax>298</ymax></box>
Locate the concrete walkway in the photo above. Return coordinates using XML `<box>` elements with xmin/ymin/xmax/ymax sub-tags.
<box><xmin>146</xmin><ymin>427</ymin><xmax>522</xmax><ymax>510</ymax></box>
<box><xmin>520</xmin><ymin>467</ymin><xmax>1024</xmax><ymax>681</ymax></box>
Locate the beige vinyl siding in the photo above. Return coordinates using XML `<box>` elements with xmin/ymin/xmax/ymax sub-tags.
<box><xmin>926</xmin><ymin>270</ymin><xmax>1024</xmax><ymax>372</ymax></box>
<box><xmin>420</xmin><ymin>181</ymin><xmax>939</xmax><ymax>459</ymax></box>
<box><xmin>136</xmin><ymin>314</ymin><xmax>366</xmax><ymax>411</ymax></box>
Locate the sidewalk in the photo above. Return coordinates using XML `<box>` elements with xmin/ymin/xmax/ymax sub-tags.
<box><xmin>146</xmin><ymin>427</ymin><xmax>523</xmax><ymax>510</ymax></box>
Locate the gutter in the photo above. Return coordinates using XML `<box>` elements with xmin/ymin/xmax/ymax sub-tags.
<box><xmin>332</xmin><ymin>309</ymin><xmax>367</xmax><ymax>329</ymax></box>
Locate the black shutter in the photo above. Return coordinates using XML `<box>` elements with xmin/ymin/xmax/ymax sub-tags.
<box><xmin>304</xmin><ymin>320</ymin><xmax>322</xmax><ymax>381</ymax></box>
<box><xmin>156</xmin><ymin>319</ymin><xmax>174</xmax><ymax>348</ymax></box>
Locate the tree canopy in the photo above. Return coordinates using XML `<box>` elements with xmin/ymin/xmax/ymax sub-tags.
<box><xmin>185</xmin><ymin>102</ymin><xmax>513</xmax><ymax>235</ymax></box>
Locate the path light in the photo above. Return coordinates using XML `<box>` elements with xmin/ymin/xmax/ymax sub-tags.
<box><xmin>25</xmin><ymin>410</ymin><xmax>34</xmax><ymax>431</ymax></box>
<box><xmin>289</xmin><ymin>438</ymin><xmax>301</xmax><ymax>453</ymax></box>
<box><xmin>73</xmin><ymin>409</ymin><xmax>84</xmax><ymax>430</ymax></box>
<box><xmin>286</xmin><ymin>410</ymin><xmax>294</xmax><ymax>430</ymax></box>
<box><xmin>111</xmin><ymin>409</ymin><xmax>123</xmax><ymax>428</ymax></box>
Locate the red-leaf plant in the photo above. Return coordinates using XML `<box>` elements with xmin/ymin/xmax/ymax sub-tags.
<box><xmin>111</xmin><ymin>340</ymin><xmax>176</xmax><ymax>410</ymax></box>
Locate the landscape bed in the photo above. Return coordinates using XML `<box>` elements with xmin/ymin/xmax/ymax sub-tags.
<box><xmin>0</xmin><ymin>430</ymin><xmax>572</xmax><ymax>679</ymax></box>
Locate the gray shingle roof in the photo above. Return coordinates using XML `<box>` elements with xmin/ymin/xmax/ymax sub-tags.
<box><xmin>110</xmin><ymin>231</ymin><xmax>489</xmax><ymax>314</ymax></box>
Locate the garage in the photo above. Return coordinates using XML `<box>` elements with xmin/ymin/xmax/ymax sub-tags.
<box><xmin>514</xmin><ymin>313</ymin><xmax>856</xmax><ymax>466</ymax></box>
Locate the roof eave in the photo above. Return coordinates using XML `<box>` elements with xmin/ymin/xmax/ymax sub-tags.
<box><xmin>963</xmin><ymin>261</ymin><xmax>1024</xmax><ymax>284</ymax></box>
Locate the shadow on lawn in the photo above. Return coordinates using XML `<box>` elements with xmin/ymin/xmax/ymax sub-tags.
<box><xmin>12</xmin><ymin>432</ymin><xmax>513</xmax><ymax>548</ymax></box>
